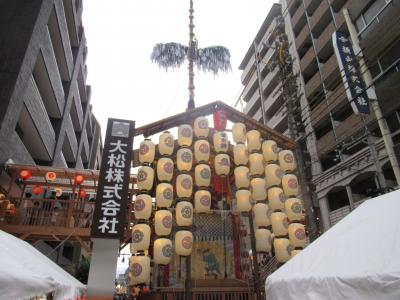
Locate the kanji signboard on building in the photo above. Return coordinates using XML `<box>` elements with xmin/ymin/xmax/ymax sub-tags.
<box><xmin>332</xmin><ymin>31</ymin><xmax>370</xmax><ymax>114</ymax></box>
<box><xmin>91</xmin><ymin>118</ymin><xmax>135</xmax><ymax>239</ymax></box>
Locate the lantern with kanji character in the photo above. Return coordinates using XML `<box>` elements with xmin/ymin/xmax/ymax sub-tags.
<box><xmin>213</xmin><ymin>110</ymin><xmax>227</xmax><ymax>131</ymax></box>
<box><xmin>156</xmin><ymin>183</ymin><xmax>173</xmax><ymax>208</ymax></box>
<box><xmin>153</xmin><ymin>238</ymin><xmax>173</xmax><ymax>265</ymax></box>
<box><xmin>282</xmin><ymin>174</ymin><xmax>299</xmax><ymax>197</ymax></box>
<box><xmin>139</xmin><ymin>139</ymin><xmax>155</xmax><ymax>164</ymax></box>
<box><xmin>213</xmin><ymin>131</ymin><xmax>229</xmax><ymax>153</ymax></box>
<box><xmin>194</xmin><ymin>139</ymin><xmax>210</xmax><ymax>163</ymax></box>
<box><xmin>159</xmin><ymin>131</ymin><xmax>174</xmax><ymax>156</ymax></box>
<box><xmin>215</xmin><ymin>154</ymin><xmax>230</xmax><ymax>176</ymax></box>
<box><xmin>194</xmin><ymin>164</ymin><xmax>211</xmax><ymax>188</ymax></box>
<box><xmin>194</xmin><ymin>189</ymin><xmax>211</xmax><ymax>213</ymax></box>
<box><xmin>175</xmin><ymin>230</ymin><xmax>193</xmax><ymax>256</ymax></box>
<box><xmin>177</xmin><ymin>148</ymin><xmax>193</xmax><ymax>172</ymax></box>
<box><xmin>176</xmin><ymin>201</ymin><xmax>193</xmax><ymax>226</ymax></box>
<box><xmin>193</xmin><ymin>116</ymin><xmax>209</xmax><ymax>138</ymax></box>
<box><xmin>285</xmin><ymin>198</ymin><xmax>304</xmax><ymax>221</ymax></box>
<box><xmin>288</xmin><ymin>223</ymin><xmax>306</xmax><ymax>249</ymax></box>
<box><xmin>154</xmin><ymin>210</ymin><xmax>172</xmax><ymax>236</ymax></box>
<box><xmin>176</xmin><ymin>174</ymin><xmax>193</xmax><ymax>198</ymax></box>
<box><xmin>157</xmin><ymin>158</ymin><xmax>174</xmax><ymax>182</ymax></box>
<box><xmin>129</xmin><ymin>255</ymin><xmax>150</xmax><ymax>285</ymax></box>
<box><xmin>130</xmin><ymin>224</ymin><xmax>151</xmax><ymax>253</ymax></box>
<box><xmin>134</xmin><ymin>194</ymin><xmax>152</xmax><ymax>220</ymax></box>
<box><xmin>137</xmin><ymin>166</ymin><xmax>154</xmax><ymax>191</ymax></box>
<box><xmin>178</xmin><ymin>124</ymin><xmax>193</xmax><ymax>147</ymax></box>
<box><xmin>279</xmin><ymin>150</ymin><xmax>296</xmax><ymax>173</ymax></box>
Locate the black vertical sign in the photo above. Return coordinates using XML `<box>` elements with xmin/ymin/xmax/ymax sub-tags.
<box><xmin>332</xmin><ymin>31</ymin><xmax>370</xmax><ymax>114</ymax></box>
<box><xmin>91</xmin><ymin>118</ymin><xmax>135</xmax><ymax>240</ymax></box>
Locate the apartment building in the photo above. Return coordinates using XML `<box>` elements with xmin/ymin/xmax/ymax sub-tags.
<box><xmin>241</xmin><ymin>0</ymin><xmax>400</xmax><ymax>231</ymax></box>
<box><xmin>0</xmin><ymin>0</ymin><xmax>102</xmax><ymax>170</ymax></box>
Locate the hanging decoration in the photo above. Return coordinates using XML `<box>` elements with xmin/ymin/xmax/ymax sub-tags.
<box><xmin>159</xmin><ymin>131</ymin><xmax>174</xmax><ymax>156</ymax></box>
<box><xmin>213</xmin><ymin>110</ymin><xmax>227</xmax><ymax>131</ymax></box>
<box><xmin>139</xmin><ymin>139</ymin><xmax>156</xmax><ymax>165</ymax></box>
<box><xmin>19</xmin><ymin>169</ymin><xmax>32</xmax><ymax>181</ymax></box>
<box><xmin>193</xmin><ymin>116</ymin><xmax>209</xmax><ymax>138</ymax></box>
<box><xmin>74</xmin><ymin>175</ymin><xmax>85</xmax><ymax>185</ymax></box>
<box><xmin>194</xmin><ymin>139</ymin><xmax>210</xmax><ymax>163</ymax></box>
<box><xmin>32</xmin><ymin>185</ymin><xmax>43</xmax><ymax>196</ymax></box>
<box><xmin>45</xmin><ymin>171</ymin><xmax>57</xmax><ymax>182</ymax></box>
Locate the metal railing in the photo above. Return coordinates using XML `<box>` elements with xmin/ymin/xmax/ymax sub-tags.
<box><xmin>156</xmin><ymin>288</ymin><xmax>255</xmax><ymax>300</ymax></box>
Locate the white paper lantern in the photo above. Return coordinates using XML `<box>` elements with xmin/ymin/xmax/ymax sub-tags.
<box><xmin>215</xmin><ymin>154</ymin><xmax>230</xmax><ymax>176</ymax></box>
<box><xmin>194</xmin><ymin>164</ymin><xmax>211</xmax><ymax>188</ymax></box>
<box><xmin>139</xmin><ymin>139</ymin><xmax>155</xmax><ymax>164</ymax></box>
<box><xmin>271</xmin><ymin>212</ymin><xmax>289</xmax><ymax>237</ymax></box>
<box><xmin>279</xmin><ymin>150</ymin><xmax>296</xmax><ymax>173</ymax></box>
<box><xmin>213</xmin><ymin>131</ymin><xmax>229</xmax><ymax>153</ymax></box>
<box><xmin>236</xmin><ymin>189</ymin><xmax>251</xmax><ymax>212</ymax></box>
<box><xmin>233</xmin><ymin>143</ymin><xmax>248</xmax><ymax>166</ymax></box>
<box><xmin>262</xmin><ymin>140</ymin><xmax>278</xmax><ymax>163</ymax></box>
<box><xmin>288</xmin><ymin>223</ymin><xmax>306</xmax><ymax>249</ymax></box>
<box><xmin>234</xmin><ymin>166</ymin><xmax>250</xmax><ymax>189</ymax></box>
<box><xmin>249</xmin><ymin>153</ymin><xmax>264</xmax><ymax>176</ymax></box>
<box><xmin>130</xmin><ymin>224</ymin><xmax>151</xmax><ymax>253</ymax></box>
<box><xmin>137</xmin><ymin>166</ymin><xmax>154</xmax><ymax>191</ymax></box>
<box><xmin>255</xmin><ymin>228</ymin><xmax>272</xmax><ymax>252</ymax></box>
<box><xmin>265</xmin><ymin>164</ymin><xmax>284</xmax><ymax>187</ymax></box>
<box><xmin>45</xmin><ymin>171</ymin><xmax>57</xmax><ymax>182</ymax></box>
<box><xmin>177</xmin><ymin>148</ymin><xmax>193</xmax><ymax>172</ymax></box>
<box><xmin>176</xmin><ymin>201</ymin><xmax>193</xmax><ymax>226</ymax></box>
<box><xmin>194</xmin><ymin>190</ymin><xmax>211</xmax><ymax>213</ymax></box>
<box><xmin>176</xmin><ymin>174</ymin><xmax>193</xmax><ymax>198</ymax></box>
<box><xmin>193</xmin><ymin>116</ymin><xmax>209</xmax><ymax>138</ymax></box>
<box><xmin>285</xmin><ymin>198</ymin><xmax>304</xmax><ymax>222</ymax></box>
<box><xmin>194</xmin><ymin>139</ymin><xmax>210</xmax><ymax>163</ymax></box>
<box><xmin>134</xmin><ymin>194</ymin><xmax>152</xmax><ymax>220</ymax></box>
<box><xmin>159</xmin><ymin>131</ymin><xmax>174</xmax><ymax>156</ymax></box>
<box><xmin>250</xmin><ymin>177</ymin><xmax>267</xmax><ymax>202</ymax></box>
<box><xmin>232</xmin><ymin>123</ymin><xmax>246</xmax><ymax>144</ymax></box>
<box><xmin>253</xmin><ymin>203</ymin><xmax>271</xmax><ymax>228</ymax></box>
<box><xmin>178</xmin><ymin>124</ymin><xmax>193</xmax><ymax>147</ymax></box>
<box><xmin>247</xmin><ymin>130</ymin><xmax>261</xmax><ymax>152</ymax></box>
<box><xmin>273</xmin><ymin>238</ymin><xmax>292</xmax><ymax>263</ymax></box>
<box><xmin>157</xmin><ymin>157</ymin><xmax>174</xmax><ymax>182</ymax></box>
<box><xmin>154</xmin><ymin>210</ymin><xmax>173</xmax><ymax>236</ymax></box>
<box><xmin>154</xmin><ymin>238</ymin><xmax>173</xmax><ymax>265</ymax></box>
<box><xmin>156</xmin><ymin>183</ymin><xmax>173</xmax><ymax>208</ymax></box>
<box><xmin>268</xmin><ymin>187</ymin><xmax>286</xmax><ymax>212</ymax></box>
<box><xmin>129</xmin><ymin>255</ymin><xmax>150</xmax><ymax>285</ymax></box>
<box><xmin>282</xmin><ymin>174</ymin><xmax>299</xmax><ymax>197</ymax></box>
<box><xmin>291</xmin><ymin>249</ymin><xmax>301</xmax><ymax>257</ymax></box>
<box><xmin>175</xmin><ymin>230</ymin><xmax>193</xmax><ymax>256</ymax></box>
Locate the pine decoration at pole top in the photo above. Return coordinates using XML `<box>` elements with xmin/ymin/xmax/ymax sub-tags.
<box><xmin>150</xmin><ymin>0</ymin><xmax>231</xmax><ymax>111</ymax></box>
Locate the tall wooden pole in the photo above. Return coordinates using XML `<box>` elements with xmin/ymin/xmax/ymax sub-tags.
<box><xmin>187</xmin><ymin>0</ymin><xmax>195</xmax><ymax>110</ymax></box>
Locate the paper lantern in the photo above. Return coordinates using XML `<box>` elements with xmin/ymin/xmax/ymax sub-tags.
<box><xmin>129</xmin><ymin>255</ymin><xmax>150</xmax><ymax>285</ymax></box>
<box><xmin>288</xmin><ymin>223</ymin><xmax>306</xmax><ymax>249</ymax></box>
<box><xmin>157</xmin><ymin>158</ymin><xmax>174</xmax><ymax>182</ymax></box>
<box><xmin>194</xmin><ymin>190</ymin><xmax>211</xmax><ymax>213</ymax></box>
<box><xmin>45</xmin><ymin>171</ymin><xmax>57</xmax><ymax>182</ymax></box>
<box><xmin>273</xmin><ymin>238</ymin><xmax>292</xmax><ymax>263</ymax></box>
<box><xmin>247</xmin><ymin>130</ymin><xmax>261</xmax><ymax>152</ymax></box>
<box><xmin>175</xmin><ymin>230</ymin><xmax>193</xmax><ymax>256</ymax></box>
<box><xmin>193</xmin><ymin>116</ymin><xmax>209</xmax><ymax>138</ymax></box>
<box><xmin>79</xmin><ymin>189</ymin><xmax>87</xmax><ymax>199</ymax></box>
<box><xmin>55</xmin><ymin>187</ymin><xmax>63</xmax><ymax>197</ymax></box>
<box><xmin>268</xmin><ymin>187</ymin><xmax>286</xmax><ymax>212</ymax></box>
<box><xmin>232</xmin><ymin>123</ymin><xmax>246</xmax><ymax>144</ymax></box>
<box><xmin>176</xmin><ymin>174</ymin><xmax>193</xmax><ymax>198</ymax></box>
<box><xmin>236</xmin><ymin>189</ymin><xmax>251</xmax><ymax>212</ymax></box>
<box><xmin>154</xmin><ymin>238</ymin><xmax>173</xmax><ymax>265</ymax></box>
<box><xmin>213</xmin><ymin>131</ymin><xmax>229</xmax><ymax>153</ymax></box>
<box><xmin>234</xmin><ymin>166</ymin><xmax>250</xmax><ymax>189</ymax></box>
<box><xmin>156</xmin><ymin>183</ymin><xmax>173</xmax><ymax>208</ymax></box>
<box><xmin>74</xmin><ymin>174</ymin><xmax>85</xmax><ymax>185</ymax></box>
<box><xmin>279</xmin><ymin>150</ymin><xmax>296</xmax><ymax>173</ymax></box>
<box><xmin>255</xmin><ymin>228</ymin><xmax>272</xmax><ymax>252</ymax></box>
<box><xmin>282</xmin><ymin>174</ymin><xmax>299</xmax><ymax>197</ymax></box>
<box><xmin>250</xmin><ymin>177</ymin><xmax>267</xmax><ymax>202</ymax></box>
<box><xmin>155</xmin><ymin>210</ymin><xmax>172</xmax><ymax>236</ymax></box>
<box><xmin>137</xmin><ymin>166</ymin><xmax>154</xmax><ymax>191</ymax></box>
<box><xmin>177</xmin><ymin>148</ymin><xmax>193</xmax><ymax>172</ymax></box>
<box><xmin>233</xmin><ymin>143</ymin><xmax>248</xmax><ymax>166</ymax></box>
<box><xmin>159</xmin><ymin>131</ymin><xmax>174</xmax><ymax>156</ymax></box>
<box><xmin>194</xmin><ymin>164</ymin><xmax>211</xmax><ymax>187</ymax></box>
<box><xmin>176</xmin><ymin>201</ymin><xmax>193</xmax><ymax>226</ymax></box>
<box><xmin>262</xmin><ymin>140</ymin><xmax>278</xmax><ymax>163</ymax></box>
<box><xmin>249</xmin><ymin>153</ymin><xmax>264</xmax><ymax>176</ymax></box>
<box><xmin>215</xmin><ymin>154</ymin><xmax>230</xmax><ymax>176</ymax></box>
<box><xmin>285</xmin><ymin>198</ymin><xmax>304</xmax><ymax>222</ymax></box>
<box><xmin>213</xmin><ymin>110</ymin><xmax>227</xmax><ymax>131</ymax></box>
<box><xmin>291</xmin><ymin>249</ymin><xmax>301</xmax><ymax>257</ymax></box>
<box><xmin>194</xmin><ymin>139</ymin><xmax>210</xmax><ymax>163</ymax></box>
<box><xmin>265</xmin><ymin>164</ymin><xmax>284</xmax><ymax>187</ymax></box>
<box><xmin>134</xmin><ymin>194</ymin><xmax>152</xmax><ymax>220</ymax></box>
<box><xmin>19</xmin><ymin>169</ymin><xmax>32</xmax><ymax>181</ymax></box>
<box><xmin>271</xmin><ymin>212</ymin><xmax>289</xmax><ymax>237</ymax></box>
<box><xmin>139</xmin><ymin>139</ymin><xmax>155</xmax><ymax>164</ymax></box>
<box><xmin>178</xmin><ymin>124</ymin><xmax>193</xmax><ymax>147</ymax></box>
<box><xmin>253</xmin><ymin>203</ymin><xmax>271</xmax><ymax>228</ymax></box>
<box><xmin>32</xmin><ymin>185</ymin><xmax>43</xmax><ymax>195</ymax></box>
<box><xmin>130</xmin><ymin>224</ymin><xmax>151</xmax><ymax>253</ymax></box>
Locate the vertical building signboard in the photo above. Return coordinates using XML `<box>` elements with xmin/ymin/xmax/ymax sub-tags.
<box><xmin>91</xmin><ymin>118</ymin><xmax>135</xmax><ymax>239</ymax></box>
<box><xmin>333</xmin><ymin>31</ymin><xmax>370</xmax><ymax>114</ymax></box>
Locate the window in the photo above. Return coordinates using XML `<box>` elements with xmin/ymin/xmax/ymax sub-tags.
<box><xmin>356</xmin><ymin>0</ymin><xmax>393</xmax><ymax>37</ymax></box>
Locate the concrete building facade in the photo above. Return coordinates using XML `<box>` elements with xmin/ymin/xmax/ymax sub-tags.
<box><xmin>241</xmin><ymin>0</ymin><xmax>400</xmax><ymax>231</ymax></box>
<box><xmin>0</xmin><ymin>0</ymin><xmax>102</xmax><ymax>170</ymax></box>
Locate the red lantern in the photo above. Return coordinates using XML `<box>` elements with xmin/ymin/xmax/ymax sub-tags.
<box><xmin>142</xmin><ymin>286</ymin><xmax>149</xmax><ymax>294</ymax></box>
<box><xmin>213</xmin><ymin>110</ymin><xmax>227</xmax><ymax>131</ymax></box>
<box><xmin>32</xmin><ymin>185</ymin><xmax>43</xmax><ymax>195</ymax></box>
<box><xmin>19</xmin><ymin>170</ymin><xmax>32</xmax><ymax>181</ymax></box>
<box><xmin>45</xmin><ymin>171</ymin><xmax>57</xmax><ymax>182</ymax></box>
<box><xmin>74</xmin><ymin>175</ymin><xmax>85</xmax><ymax>185</ymax></box>
<box><xmin>79</xmin><ymin>189</ymin><xmax>87</xmax><ymax>199</ymax></box>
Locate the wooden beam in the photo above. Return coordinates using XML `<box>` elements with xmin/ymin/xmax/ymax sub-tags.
<box><xmin>19</xmin><ymin>233</ymin><xmax>30</xmax><ymax>240</ymax></box>
<box><xmin>75</xmin><ymin>235</ymin><xmax>91</xmax><ymax>254</ymax></box>
<box><xmin>0</xmin><ymin>225</ymin><xmax>90</xmax><ymax>239</ymax></box>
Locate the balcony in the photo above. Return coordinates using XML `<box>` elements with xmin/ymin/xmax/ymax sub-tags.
<box><xmin>63</xmin><ymin>0</ymin><xmax>80</xmax><ymax>48</ymax></box>
<box><xmin>291</xmin><ymin>4</ymin><xmax>306</xmax><ymax>33</ymax></box>
<box><xmin>304</xmin><ymin>0</ymin><xmax>320</xmax><ymax>15</ymax></box>
<box><xmin>295</xmin><ymin>24</ymin><xmax>311</xmax><ymax>52</ymax></box>
<box><xmin>261</xmin><ymin>65</ymin><xmax>280</xmax><ymax>97</ymax></box>
<box><xmin>309</xmin><ymin>0</ymin><xmax>332</xmax><ymax>37</ymax></box>
<box><xmin>63</xmin><ymin>115</ymin><xmax>78</xmax><ymax>163</ymax></box>
<box><xmin>300</xmin><ymin>46</ymin><xmax>317</xmax><ymax>78</ymax></box>
<box><xmin>305</xmin><ymin>69</ymin><xmax>322</xmax><ymax>100</ymax></box>
<box><xmin>321</xmin><ymin>53</ymin><xmax>340</xmax><ymax>89</ymax></box>
<box><xmin>243</xmin><ymin>89</ymin><xmax>260</xmax><ymax>115</ymax></box>
<box><xmin>267</xmin><ymin>106</ymin><xmax>287</xmax><ymax>132</ymax></box>
<box><xmin>315</xmin><ymin>14</ymin><xmax>346</xmax><ymax>61</ymax></box>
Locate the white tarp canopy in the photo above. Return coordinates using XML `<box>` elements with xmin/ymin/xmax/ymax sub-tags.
<box><xmin>266</xmin><ymin>190</ymin><xmax>400</xmax><ymax>300</ymax></box>
<box><xmin>0</xmin><ymin>230</ymin><xmax>85</xmax><ymax>300</ymax></box>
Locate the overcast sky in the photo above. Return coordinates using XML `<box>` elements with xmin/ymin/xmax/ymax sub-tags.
<box><xmin>82</xmin><ymin>0</ymin><xmax>275</xmax><ymax>275</ymax></box>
